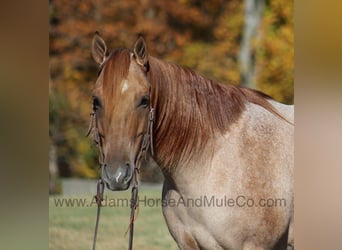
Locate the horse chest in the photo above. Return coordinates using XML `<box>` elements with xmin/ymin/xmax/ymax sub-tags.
<box><xmin>161</xmin><ymin>180</ymin><xmax>239</xmax><ymax>250</ymax></box>
<box><xmin>162</xmin><ymin>190</ymin><xmax>213</xmax><ymax>249</ymax></box>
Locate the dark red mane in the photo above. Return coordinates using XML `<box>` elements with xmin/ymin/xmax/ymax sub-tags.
<box><xmin>147</xmin><ymin>56</ymin><xmax>279</xmax><ymax>170</ymax></box>
<box><xmin>97</xmin><ymin>50</ymin><xmax>283</xmax><ymax>170</ymax></box>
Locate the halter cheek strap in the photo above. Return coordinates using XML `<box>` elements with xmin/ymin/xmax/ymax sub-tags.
<box><xmin>138</xmin><ymin>107</ymin><xmax>155</xmax><ymax>161</ymax></box>
<box><xmin>86</xmin><ymin>111</ymin><xmax>105</xmax><ymax>166</ymax></box>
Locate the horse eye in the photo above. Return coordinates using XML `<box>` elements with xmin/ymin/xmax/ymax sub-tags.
<box><xmin>92</xmin><ymin>96</ymin><xmax>101</xmax><ymax>110</ymax></box>
<box><xmin>138</xmin><ymin>96</ymin><xmax>149</xmax><ymax>108</ymax></box>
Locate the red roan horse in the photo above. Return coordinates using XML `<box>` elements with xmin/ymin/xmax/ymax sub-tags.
<box><xmin>89</xmin><ymin>33</ymin><xmax>294</xmax><ymax>250</ymax></box>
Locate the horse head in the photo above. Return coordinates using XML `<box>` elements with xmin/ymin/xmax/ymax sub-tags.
<box><xmin>89</xmin><ymin>33</ymin><xmax>151</xmax><ymax>190</ymax></box>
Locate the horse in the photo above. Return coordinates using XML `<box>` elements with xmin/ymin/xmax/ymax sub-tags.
<box><xmin>88</xmin><ymin>33</ymin><xmax>294</xmax><ymax>250</ymax></box>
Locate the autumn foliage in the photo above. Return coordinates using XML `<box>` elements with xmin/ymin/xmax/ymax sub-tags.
<box><xmin>49</xmin><ymin>0</ymin><xmax>293</xmax><ymax>180</ymax></box>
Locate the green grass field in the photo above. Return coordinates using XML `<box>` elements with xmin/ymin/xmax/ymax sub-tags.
<box><xmin>49</xmin><ymin>187</ymin><xmax>178</xmax><ymax>250</ymax></box>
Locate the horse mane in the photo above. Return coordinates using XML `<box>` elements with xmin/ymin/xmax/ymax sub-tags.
<box><xmin>97</xmin><ymin>49</ymin><xmax>286</xmax><ymax>170</ymax></box>
<box><xmin>147</xmin><ymin>56</ymin><xmax>284</xmax><ymax>170</ymax></box>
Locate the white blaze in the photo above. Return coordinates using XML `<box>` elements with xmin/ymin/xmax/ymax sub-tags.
<box><xmin>121</xmin><ymin>80</ymin><xmax>129</xmax><ymax>93</ymax></box>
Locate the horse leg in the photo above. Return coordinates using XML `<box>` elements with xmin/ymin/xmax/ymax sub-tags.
<box><xmin>162</xmin><ymin>181</ymin><xmax>200</xmax><ymax>250</ymax></box>
<box><xmin>162</xmin><ymin>213</ymin><xmax>200</xmax><ymax>250</ymax></box>
<box><xmin>242</xmin><ymin>243</ymin><xmax>266</xmax><ymax>250</ymax></box>
<box><xmin>177</xmin><ymin>230</ymin><xmax>200</xmax><ymax>250</ymax></box>
<box><xmin>287</xmin><ymin>217</ymin><xmax>294</xmax><ymax>249</ymax></box>
<box><xmin>271</xmin><ymin>225</ymin><xmax>289</xmax><ymax>250</ymax></box>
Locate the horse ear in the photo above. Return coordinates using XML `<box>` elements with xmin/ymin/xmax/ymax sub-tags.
<box><xmin>92</xmin><ymin>32</ymin><xmax>108</xmax><ymax>65</ymax></box>
<box><xmin>133</xmin><ymin>36</ymin><xmax>148</xmax><ymax>68</ymax></box>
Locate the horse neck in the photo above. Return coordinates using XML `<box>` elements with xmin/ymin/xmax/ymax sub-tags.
<box><xmin>147</xmin><ymin>57</ymin><xmax>245</xmax><ymax>173</ymax></box>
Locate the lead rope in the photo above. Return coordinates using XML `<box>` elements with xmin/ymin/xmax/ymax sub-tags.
<box><xmin>92</xmin><ymin>178</ymin><xmax>104</xmax><ymax>250</ymax></box>
<box><xmin>87</xmin><ymin>111</ymin><xmax>106</xmax><ymax>250</ymax></box>
<box><xmin>127</xmin><ymin>168</ymin><xmax>139</xmax><ymax>250</ymax></box>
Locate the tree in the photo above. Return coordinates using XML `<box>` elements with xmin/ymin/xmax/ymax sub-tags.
<box><xmin>239</xmin><ymin>0</ymin><xmax>265</xmax><ymax>88</ymax></box>
<box><xmin>256</xmin><ymin>0</ymin><xmax>294</xmax><ymax>103</ymax></box>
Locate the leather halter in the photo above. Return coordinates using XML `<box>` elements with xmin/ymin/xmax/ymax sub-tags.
<box><xmin>86</xmin><ymin>80</ymin><xmax>154</xmax><ymax>250</ymax></box>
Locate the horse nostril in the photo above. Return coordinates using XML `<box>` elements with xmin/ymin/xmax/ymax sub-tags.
<box><xmin>102</xmin><ymin>164</ymin><xmax>110</xmax><ymax>180</ymax></box>
<box><xmin>123</xmin><ymin>163</ymin><xmax>133</xmax><ymax>183</ymax></box>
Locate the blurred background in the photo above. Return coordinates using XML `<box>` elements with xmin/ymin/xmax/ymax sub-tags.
<box><xmin>49</xmin><ymin>0</ymin><xmax>293</xmax><ymax>194</ymax></box>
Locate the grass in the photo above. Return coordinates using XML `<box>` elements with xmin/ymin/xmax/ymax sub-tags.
<box><xmin>49</xmin><ymin>187</ymin><xmax>178</xmax><ymax>250</ymax></box>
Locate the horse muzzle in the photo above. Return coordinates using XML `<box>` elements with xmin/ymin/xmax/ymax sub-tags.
<box><xmin>102</xmin><ymin>163</ymin><xmax>133</xmax><ymax>191</ymax></box>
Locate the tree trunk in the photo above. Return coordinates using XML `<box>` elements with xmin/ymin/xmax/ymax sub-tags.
<box><xmin>93</xmin><ymin>0</ymin><xmax>103</xmax><ymax>23</ymax></box>
<box><xmin>239</xmin><ymin>0</ymin><xmax>265</xmax><ymax>88</ymax></box>
<box><xmin>49</xmin><ymin>142</ymin><xmax>60</xmax><ymax>194</ymax></box>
